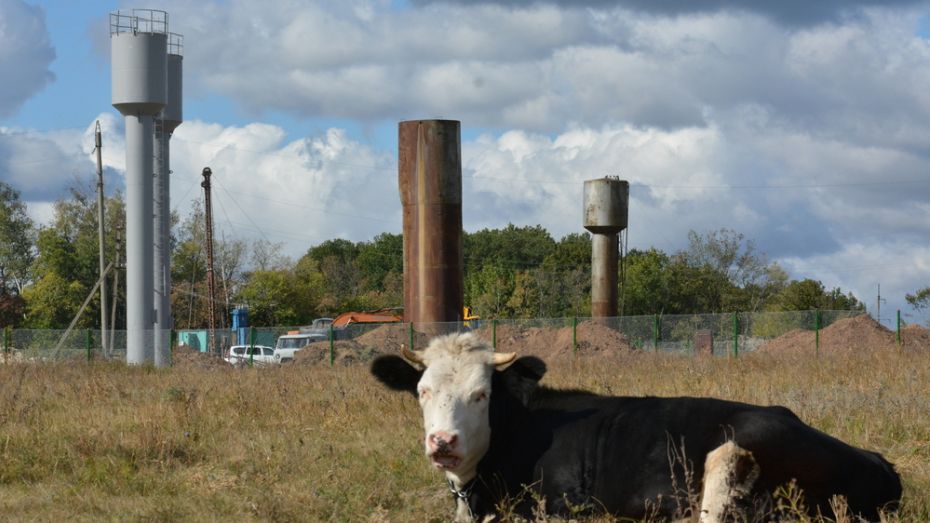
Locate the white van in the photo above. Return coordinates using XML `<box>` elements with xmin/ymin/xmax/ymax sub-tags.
<box><xmin>225</xmin><ymin>345</ymin><xmax>276</xmax><ymax>366</ymax></box>
<box><xmin>273</xmin><ymin>332</ymin><xmax>328</xmax><ymax>363</ymax></box>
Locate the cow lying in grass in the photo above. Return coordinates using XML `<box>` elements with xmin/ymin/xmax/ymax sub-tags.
<box><xmin>370</xmin><ymin>332</ymin><xmax>901</xmax><ymax>522</ymax></box>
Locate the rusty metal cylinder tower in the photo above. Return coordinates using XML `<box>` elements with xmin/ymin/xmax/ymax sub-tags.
<box><xmin>583</xmin><ymin>177</ymin><xmax>629</xmax><ymax>318</ymax></box>
<box><xmin>398</xmin><ymin>120</ymin><xmax>464</xmax><ymax>328</ymax></box>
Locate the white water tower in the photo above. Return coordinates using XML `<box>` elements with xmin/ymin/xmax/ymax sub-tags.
<box><xmin>110</xmin><ymin>9</ymin><xmax>168</xmax><ymax>364</ymax></box>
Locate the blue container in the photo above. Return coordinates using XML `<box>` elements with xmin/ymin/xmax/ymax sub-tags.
<box><xmin>231</xmin><ymin>308</ymin><xmax>249</xmax><ymax>345</ymax></box>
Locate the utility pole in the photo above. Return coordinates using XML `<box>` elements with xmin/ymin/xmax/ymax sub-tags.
<box><xmin>202</xmin><ymin>167</ymin><xmax>217</xmax><ymax>355</ymax></box>
<box><xmin>877</xmin><ymin>284</ymin><xmax>884</xmax><ymax>326</ymax></box>
<box><xmin>95</xmin><ymin>121</ymin><xmax>108</xmax><ymax>357</ymax></box>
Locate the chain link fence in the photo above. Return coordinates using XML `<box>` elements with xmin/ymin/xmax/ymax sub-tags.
<box><xmin>1</xmin><ymin>309</ymin><xmax>901</xmax><ymax>364</ymax></box>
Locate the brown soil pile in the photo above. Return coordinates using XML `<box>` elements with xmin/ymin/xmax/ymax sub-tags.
<box><xmin>474</xmin><ymin>321</ymin><xmax>633</xmax><ymax>361</ymax></box>
<box><xmin>287</xmin><ymin>321</ymin><xmax>636</xmax><ymax>365</ymax></box>
<box><xmin>172</xmin><ymin>345</ymin><xmax>229</xmax><ymax>369</ymax></box>
<box><xmin>291</xmin><ymin>340</ymin><xmax>387</xmax><ymax>367</ymax></box>
<box><xmin>756</xmin><ymin>315</ymin><xmax>897</xmax><ymax>354</ymax></box>
<box><xmin>354</xmin><ymin>325</ymin><xmax>427</xmax><ymax>351</ymax></box>
<box><xmin>901</xmin><ymin>324</ymin><xmax>930</xmax><ymax>351</ymax></box>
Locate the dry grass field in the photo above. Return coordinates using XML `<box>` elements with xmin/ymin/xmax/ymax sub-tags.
<box><xmin>1</xmin><ymin>346</ymin><xmax>928</xmax><ymax>522</ymax></box>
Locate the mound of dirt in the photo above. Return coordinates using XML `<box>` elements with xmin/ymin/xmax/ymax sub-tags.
<box><xmin>291</xmin><ymin>340</ymin><xmax>386</xmax><ymax>366</ymax></box>
<box><xmin>901</xmin><ymin>324</ymin><xmax>930</xmax><ymax>351</ymax></box>
<box><xmin>354</xmin><ymin>325</ymin><xmax>426</xmax><ymax>351</ymax></box>
<box><xmin>284</xmin><ymin>321</ymin><xmax>637</xmax><ymax>366</ymax></box>
<box><xmin>172</xmin><ymin>345</ymin><xmax>229</xmax><ymax>369</ymax></box>
<box><xmin>475</xmin><ymin>321</ymin><xmax>634</xmax><ymax>361</ymax></box>
<box><xmin>756</xmin><ymin>315</ymin><xmax>896</xmax><ymax>354</ymax></box>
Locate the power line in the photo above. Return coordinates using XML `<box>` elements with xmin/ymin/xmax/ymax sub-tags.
<box><xmin>216</xmin><ymin>186</ymin><xmax>399</xmax><ymax>223</ymax></box>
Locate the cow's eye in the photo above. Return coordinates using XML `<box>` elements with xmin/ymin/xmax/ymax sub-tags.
<box><xmin>418</xmin><ymin>388</ymin><xmax>431</xmax><ymax>400</ymax></box>
<box><xmin>472</xmin><ymin>390</ymin><xmax>488</xmax><ymax>403</ymax></box>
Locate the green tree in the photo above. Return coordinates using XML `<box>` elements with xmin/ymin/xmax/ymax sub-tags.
<box><xmin>681</xmin><ymin>229</ymin><xmax>768</xmax><ymax>287</ymax></box>
<box><xmin>306</xmin><ymin>239</ymin><xmax>359</xmax><ymax>266</ymax></box>
<box><xmin>665</xmin><ymin>260</ymin><xmax>733</xmax><ymax>314</ymax></box>
<box><xmin>543</xmin><ymin>232</ymin><xmax>591</xmax><ymax>272</ymax></box>
<box><xmin>673</xmin><ymin>229</ymin><xmax>782</xmax><ymax>313</ymax></box>
<box><xmin>465</xmin><ymin>265</ymin><xmax>515</xmax><ymax>319</ymax></box>
<box><xmin>20</xmin><ymin>272</ymin><xmax>86</xmax><ymax>328</ymax></box>
<box><xmin>23</xmin><ymin>187</ymin><xmax>125</xmax><ymax>328</ymax></box>
<box><xmin>356</xmin><ymin>233</ymin><xmax>402</xmax><ymax>292</ymax></box>
<box><xmin>621</xmin><ymin>249</ymin><xmax>672</xmax><ymax>315</ymax></box>
<box><xmin>171</xmin><ymin>200</ymin><xmax>253</xmax><ymax>329</ymax></box>
<box><xmin>237</xmin><ymin>269</ymin><xmax>306</xmax><ymax>326</ymax></box>
<box><xmin>514</xmin><ymin>266</ymin><xmax>590</xmax><ymax>318</ymax></box>
<box><xmin>231</xmin><ymin>250</ymin><xmax>325</xmax><ymax>327</ymax></box>
<box><xmin>0</xmin><ymin>181</ymin><xmax>35</xmax><ymax>297</ymax></box>
<box><xmin>769</xmin><ymin>279</ymin><xmax>864</xmax><ymax>312</ymax></box>
<box><xmin>465</xmin><ymin>224</ymin><xmax>555</xmax><ymax>273</ymax></box>
<box><xmin>906</xmin><ymin>287</ymin><xmax>930</xmax><ymax>313</ymax></box>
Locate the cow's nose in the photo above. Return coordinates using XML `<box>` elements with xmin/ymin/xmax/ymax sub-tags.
<box><xmin>428</xmin><ymin>431</ymin><xmax>458</xmax><ymax>452</ymax></box>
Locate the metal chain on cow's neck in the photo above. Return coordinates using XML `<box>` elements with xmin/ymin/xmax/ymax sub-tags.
<box><xmin>448</xmin><ymin>478</ymin><xmax>476</xmax><ymax>520</ymax></box>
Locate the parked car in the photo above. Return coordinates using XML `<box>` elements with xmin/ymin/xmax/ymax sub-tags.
<box><xmin>225</xmin><ymin>345</ymin><xmax>276</xmax><ymax>366</ymax></box>
<box><xmin>273</xmin><ymin>332</ymin><xmax>328</xmax><ymax>363</ymax></box>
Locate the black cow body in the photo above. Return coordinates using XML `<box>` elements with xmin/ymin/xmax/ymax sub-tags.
<box><xmin>372</xmin><ymin>354</ymin><xmax>901</xmax><ymax>521</ymax></box>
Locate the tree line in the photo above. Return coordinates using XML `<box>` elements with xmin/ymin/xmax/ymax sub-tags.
<box><xmin>1</xmin><ymin>181</ymin><xmax>877</xmax><ymax>330</ymax></box>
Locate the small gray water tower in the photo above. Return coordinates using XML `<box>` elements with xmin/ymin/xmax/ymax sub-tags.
<box><xmin>153</xmin><ymin>32</ymin><xmax>183</xmax><ymax>368</ymax></box>
<box><xmin>583</xmin><ymin>177</ymin><xmax>629</xmax><ymax>318</ymax></box>
<box><xmin>111</xmin><ymin>9</ymin><xmax>168</xmax><ymax>364</ymax></box>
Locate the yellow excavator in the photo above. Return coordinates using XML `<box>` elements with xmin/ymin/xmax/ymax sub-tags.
<box><xmin>463</xmin><ymin>306</ymin><xmax>480</xmax><ymax>328</ymax></box>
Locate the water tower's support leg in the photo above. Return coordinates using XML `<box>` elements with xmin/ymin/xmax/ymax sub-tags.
<box><xmin>591</xmin><ymin>232</ymin><xmax>618</xmax><ymax>318</ymax></box>
<box><xmin>153</xmin><ymin>128</ymin><xmax>172</xmax><ymax>368</ymax></box>
<box><xmin>125</xmin><ymin>114</ymin><xmax>155</xmax><ymax>365</ymax></box>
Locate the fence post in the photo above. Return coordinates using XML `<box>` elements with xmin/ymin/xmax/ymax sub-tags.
<box><xmin>408</xmin><ymin>322</ymin><xmax>414</xmax><ymax>353</ymax></box>
<box><xmin>572</xmin><ymin>317</ymin><xmax>577</xmax><ymax>354</ymax></box>
<box><xmin>815</xmin><ymin>310</ymin><xmax>821</xmax><ymax>357</ymax></box>
<box><xmin>732</xmin><ymin>312</ymin><xmax>739</xmax><ymax>358</ymax></box>
<box><xmin>86</xmin><ymin>329</ymin><xmax>93</xmax><ymax>362</ymax></box>
<box><xmin>896</xmin><ymin>310</ymin><xmax>902</xmax><ymax>348</ymax></box>
<box><xmin>492</xmin><ymin>319</ymin><xmax>497</xmax><ymax>350</ymax></box>
<box><xmin>249</xmin><ymin>326</ymin><xmax>255</xmax><ymax>367</ymax></box>
<box><xmin>329</xmin><ymin>324</ymin><xmax>335</xmax><ymax>367</ymax></box>
<box><xmin>170</xmin><ymin>329</ymin><xmax>176</xmax><ymax>359</ymax></box>
<box><xmin>653</xmin><ymin>314</ymin><xmax>659</xmax><ymax>353</ymax></box>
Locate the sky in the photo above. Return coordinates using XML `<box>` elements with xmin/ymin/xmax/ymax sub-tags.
<box><xmin>1</xmin><ymin>0</ymin><xmax>929</xmax><ymax>326</ymax></box>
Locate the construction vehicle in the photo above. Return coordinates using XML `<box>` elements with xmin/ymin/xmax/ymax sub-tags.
<box><xmin>463</xmin><ymin>306</ymin><xmax>480</xmax><ymax>328</ymax></box>
<box><xmin>331</xmin><ymin>307</ymin><xmax>404</xmax><ymax>328</ymax></box>
<box><xmin>329</xmin><ymin>306</ymin><xmax>477</xmax><ymax>327</ymax></box>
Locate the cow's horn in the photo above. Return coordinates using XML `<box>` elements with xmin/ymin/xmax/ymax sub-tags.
<box><xmin>492</xmin><ymin>352</ymin><xmax>516</xmax><ymax>366</ymax></box>
<box><xmin>401</xmin><ymin>345</ymin><xmax>425</xmax><ymax>366</ymax></box>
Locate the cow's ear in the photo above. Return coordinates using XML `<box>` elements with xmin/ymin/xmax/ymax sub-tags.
<box><xmin>499</xmin><ymin>356</ymin><xmax>546</xmax><ymax>406</ymax></box>
<box><xmin>371</xmin><ymin>355</ymin><xmax>422</xmax><ymax>396</ymax></box>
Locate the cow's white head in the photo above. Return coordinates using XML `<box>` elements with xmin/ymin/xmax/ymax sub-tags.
<box><xmin>371</xmin><ymin>332</ymin><xmax>527</xmax><ymax>486</ymax></box>
<box><xmin>405</xmin><ymin>333</ymin><xmax>515</xmax><ymax>484</ymax></box>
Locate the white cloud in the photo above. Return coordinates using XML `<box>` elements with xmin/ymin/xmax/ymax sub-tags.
<box><xmin>10</xmin><ymin>109</ymin><xmax>930</xmax><ymax>326</ymax></box>
<box><xmin>130</xmin><ymin>1</ymin><xmax>930</xmax><ymax>151</ymax></box>
<box><xmin>0</xmin><ymin>0</ymin><xmax>55</xmax><ymax>117</ymax></box>
<box><xmin>0</xmin><ymin>126</ymin><xmax>88</xmax><ymax>202</ymax></box>
<box><xmin>9</xmin><ymin>0</ymin><xmax>930</xmax><ymax>324</ymax></box>
<box><xmin>159</xmin><ymin>119</ymin><xmax>400</xmax><ymax>250</ymax></box>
